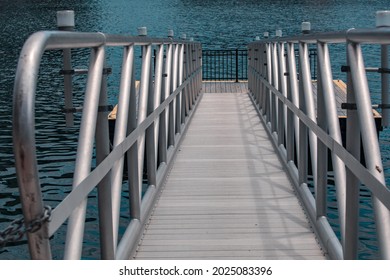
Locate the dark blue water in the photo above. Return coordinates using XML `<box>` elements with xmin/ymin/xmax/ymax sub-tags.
<box><xmin>1</xmin><ymin>0</ymin><xmax>389</xmax><ymax>259</ymax></box>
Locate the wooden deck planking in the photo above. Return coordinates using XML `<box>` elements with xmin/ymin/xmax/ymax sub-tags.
<box><xmin>133</xmin><ymin>82</ymin><xmax>325</xmax><ymax>260</ymax></box>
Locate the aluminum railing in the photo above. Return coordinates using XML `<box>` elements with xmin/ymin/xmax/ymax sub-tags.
<box><xmin>12</xmin><ymin>30</ymin><xmax>202</xmax><ymax>259</ymax></box>
<box><xmin>248</xmin><ymin>27</ymin><xmax>390</xmax><ymax>259</ymax></box>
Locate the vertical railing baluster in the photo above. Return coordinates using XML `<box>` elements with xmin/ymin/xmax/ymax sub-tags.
<box><xmin>317</xmin><ymin>42</ymin><xmax>347</xmax><ymax>248</ymax></box>
<box><xmin>277</xmin><ymin>42</ymin><xmax>287</xmax><ymax>147</ymax></box>
<box><xmin>315</xmin><ymin>44</ymin><xmax>328</xmax><ymax>220</ymax></box>
<box><xmin>298</xmin><ymin>43</ymin><xmax>308</xmax><ymax>185</ymax></box>
<box><xmin>348</xmin><ymin>42</ymin><xmax>390</xmax><ymax>260</ymax></box>
<box><xmin>153</xmin><ymin>44</ymin><xmax>164</xmax><ymax>162</ymax></box>
<box><xmin>175</xmin><ymin>44</ymin><xmax>183</xmax><ymax>133</ymax></box>
<box><xmin>285</xmin><ymin>43</ymin><xmax>295</xmax><ymax>162</ymax></box>
<box><xmin>236</xmin><ymin>48</ymin><xmax>239</xmax><ymax>82</ymax></box>
<box><xmin>298</xmin><ymin>42</ymin><xmax>317</xmax><ymax>186</ymax></box>
<box><xmin>265</xmin><ymin>43</ymin><xmax>272</xmax><ymax>124</ymax></box>
<box><xmin>168</xmin><ymin>44</ymin><xmax>178</xmax><ymax>146</ymax></box>
<box><xmin>271</xmin><ymin>43</ymin><xmax>278</xmax><ymax>133</ymax></box>
<box><xmin>64</xmin><ymin>46</ymin><xmax>105</xmax><ymax>259</ymax></box>
<box><xmin>136</xmin><ymin>43</ymin><xmax>152</xmax><ymax>211</ymax></box>
<box><xmin>344</xmin><ymin>43</ymin><xmax>360</xmax><ymax>259</ymax></box>
<box><xmin>286</xmin><ymin>43</ymin><xmax>300</xmax><ymax>161</ymax></box>
<box><xmin>180</xmin><ymin>44</ymin><xmax>186</xmax><ymax>125</ymax></box>
<box><xmin>95</xmin><ymin>63</ymin><xmax>114</xmax><ymax>260</ymax></box>
<box><xmin>110</xmin><ymin>45</ymin><xmax>135</xmax><ymax>247</ymax></box>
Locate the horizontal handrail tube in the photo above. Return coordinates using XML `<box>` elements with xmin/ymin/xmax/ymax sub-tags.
<box><xmin>252</xmin><ymin>27</ymin><xmax>390</xmax><ymax>45</ymax></box>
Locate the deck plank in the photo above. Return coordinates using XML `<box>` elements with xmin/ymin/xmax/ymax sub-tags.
<box><xmin>133</xmin><ymin>82</ymin><xmax>325</xmax><ymax>260</ymax></box>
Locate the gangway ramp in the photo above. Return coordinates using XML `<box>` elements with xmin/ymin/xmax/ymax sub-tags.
<box><xmin>133</xmin><ymin>82</ymin><xmax>326</xmax><ymax>260</ymax></box>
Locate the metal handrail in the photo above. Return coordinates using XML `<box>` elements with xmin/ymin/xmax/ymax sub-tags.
<box><xmin>12</xmin><ymin>30</ymin><xmax>202</xmax><ymax>259</ymax></box>
<box><xmin>248</xmin><ymin>27</ymin><xmax>390</xmax><ymax>259</ymax></box>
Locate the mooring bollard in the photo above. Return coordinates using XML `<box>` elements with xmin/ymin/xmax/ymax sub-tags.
<box><xmin>57</xmin><ymin>10</ymin><xmax>75</xmax><ymax>127</ymax></box>
<box><xmin>168</xmin><ymin>29</ymin><xmax>174</xmax><ymax>38</ymax></box>
<box><xmin>137</xmin><ymin>26</ymin><xmax>147</xmax><ymax>36</ymax></box>
<box><xmin>302</xmin><ymin>21</ymin><xmax>311</xmax><ymax>34</ymax></box>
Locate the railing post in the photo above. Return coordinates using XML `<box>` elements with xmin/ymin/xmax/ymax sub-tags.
<box><xmin>57</xmin><ymin>10</ymin><xmax>75</xmax><ymax>127</ymax></box>
<box><xmin>347</xmin><ymin>42</ymin><xmax>390</xmax><ymax>259</ymax></box>
<box><xmin>111</xmin><ymin>45</ymin><xmax>136</xmax><ymax>248</ymax></box>
<box><xmin>271</xmin><ymin>34</ymin><xmax>279</xmax><ymax>133</ymax></box>
<box><xmin>235</xmin><ymin>48</ymin><xmax>239</xmax><ymax>82</ymax></box>
<box><xmin>344</xmin><ymin>43</ymin><xmax>360</xmax><ymax>259</ymax></box>
<box><xmin>298</xmin><ymin>42</ymin><xmax>317</xmax><ymax>186</ymax></box>
<box><xmin>265</xmin><ymin>43</ymin><xmax>272</xmax><ymax>124</ymax></box>
<box><xmin>95</xmin><ymin>62</ymin><xmax>114</xmax><ymax>259</ymax></box>
<box><xmin>64</xmin><ymin>46</ymin><xmax>105</xmax><ymax>259</ymax></box>
<box><xmin>286</xmin><ymin>42</ymin><xmax>300</xmax><ymax>162</ymax></box>
<box><xmin>317</xmin><ymin>42</ymin><xmax>347</xmax><ymax>249</ymax></box>
<box><xmin>315</xmin><ymin>44</ymin><xmax>328</xmax><ymax>220</ymax></box>
<box><xmin>277</xmin><ymin>41</ymin><xmax>287</xmax><ymax>147</ymax></box>
<box><xmin>138</xmin><ymin>42</ymin><xmax>152</xmax><ymax>189</ymax></box>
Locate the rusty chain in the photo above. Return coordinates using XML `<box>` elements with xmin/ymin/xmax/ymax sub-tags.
<box><xmin>0</xmin><ymin>205</ymin><xmax>52</xmax><ymax>249</ymax></box>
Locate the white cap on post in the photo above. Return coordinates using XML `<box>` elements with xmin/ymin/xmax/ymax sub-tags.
<box><xmin>181</xmin><ymin>33</ymin><xmax>187</xmax><ymax>40</ymax></box>
<box><xmin>263</xmin><ymin>32</ymin><xmax>269</xmax><ymax>38</ymax></box>
<box><xmin>275</xmin><ymin>29</ymin><xmax>282</xmax><ymax>37</ymax></box>
<box><xmin>138</xmin><ymin>27</ymin><xmax>147</xmax><ymax>36</ymax></box>
<box><xmin>302</xmin><ymin>21</ymin><xmax>311</xmax><ymax>34</ymax></box>
<box><xmin>57</xmin><ymin>10</ymin><xmax>75</xmax><ymax>29</ymax></box>
<box><xmin>168</xmin><ymin>29</ymin><xmax>174</xmax><ymax>38</ymax></box>
<box><xmin>376</xmin><ymin>10</ymin><xmax>390</xmax><ymax>27</ymax></box>
<box><xmin>255</xmin><ymin>36</ymin><xmax>260</xmax><ymax>41</ymax></box>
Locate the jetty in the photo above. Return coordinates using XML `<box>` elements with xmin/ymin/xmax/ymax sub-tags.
<box><xmin>9</xmin><ymin>10</ymin><xmax>390</xmax><ymax>260</ymax></box>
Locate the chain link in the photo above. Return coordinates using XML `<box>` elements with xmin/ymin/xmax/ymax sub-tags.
<box><xmin>0</xmin><ymin>206</ymin><xmax>52</xmax><ymax>249</ymax></box>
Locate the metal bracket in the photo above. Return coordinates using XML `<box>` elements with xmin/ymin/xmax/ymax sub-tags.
<box><xmin>59</xmin><ymin>67</ymin><xmax>112</xmax><ymax>75</ymax></box>
<box><xmin>341</xmin><ymin>103</ymin><xmax>390</xmax><ymax>110</ymax></box>
<box><xmin>341</xmin><ymin>66</ymin><xmax>390</xmax><ymax>74</ymax></box>
<box><xmin>378</xmin><ymin>67</ymin><xmax>390</xmax><ymax>74</ymax></box>
<box><xmin>62</xmin><ymin>105</ymin><xmax>113</xmax><ymax>113</ymax></box>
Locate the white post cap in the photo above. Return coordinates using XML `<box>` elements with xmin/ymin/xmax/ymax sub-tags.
<box><xmin>376</xmin><ymin>11</ymin><xmax>390</xmax><ymax>27</ymax></box>
<box><xmin>57</xmin><ymin>10</ymin><xmax>75</xmax><ymax>28</ymax></box>
<box><xmin>302</xmin><ymin>22</ymin><xmax>311</xmax><ymax>33</ymax></box>
<box><xmin>138</xmin><ymin>27</ymin><xmax>147</xmax><ymax>36</ymax></box>
<box><xmin>275</xmin><ymin>29</ymin><xmax>282</xmax><ymax>37</ymax></box>
<box><xmin>168</xmin><ymin>29</ymin><xmax>174</xmax><ymax>38</ymax></box>
<box><xmin>263</xmin><ymin>32</ymin><xmax>269</xmax><ymax>38</ymax></box>
<box><xmin>181</xmin><ymin>33</ymin><xmax>187</xmax><ymax>40</ymax></box>
<box><xmin>255</xmin><ymin>36</ymin><xmax>260</xmax><ymax>41</ymax></box>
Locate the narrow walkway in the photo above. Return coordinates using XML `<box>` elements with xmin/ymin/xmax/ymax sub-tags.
<box><xmin>133</xmin><ymin>82</ymin><xmax>326</xmax><ymax>259</ymax></box>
